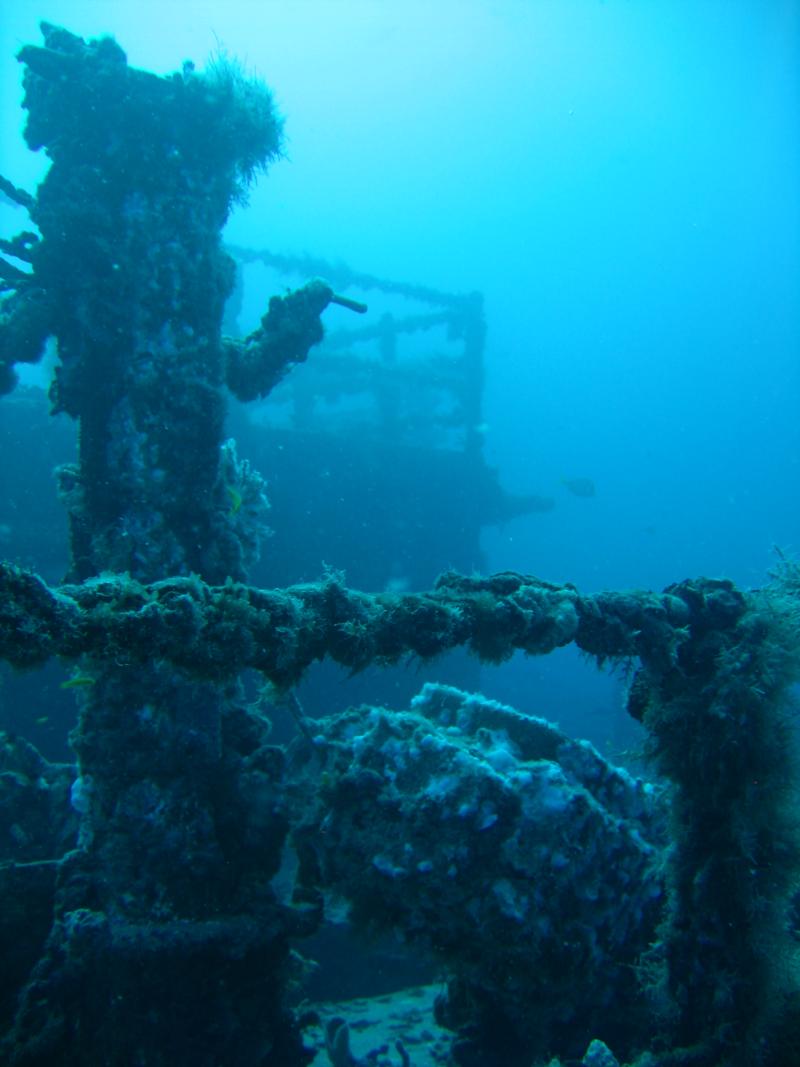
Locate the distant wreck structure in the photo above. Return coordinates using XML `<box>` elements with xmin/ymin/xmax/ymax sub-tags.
<box><xmin>1</xmin><ymin>21</ymin><xmax>800</xmax><ymax>1067</ymax></box>
<box><xmin>225</xmin><ymin>244</ymin><xmax>553</xmax><ymax>593</ymax></box>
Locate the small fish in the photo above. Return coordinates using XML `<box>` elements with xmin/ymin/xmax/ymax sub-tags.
<box><xmin>561</xmin><ymin>476</ymin><xmax>596</xmax><ymax>498</ymax></box>
<box><xmin>226</xmin><ymin>484</ymin><xmax>243</xmax><ymax>514</ymax></box>
<box><xmin>61</xmin><ymin>675</ymin><xmax>96</xmax><ymax>690</ymax></box>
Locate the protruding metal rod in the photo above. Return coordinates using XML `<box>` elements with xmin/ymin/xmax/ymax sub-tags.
<box><xmin>330</xmin><ymin>292</ymin><xmax>368</xmax><ymax>314</ymax></box>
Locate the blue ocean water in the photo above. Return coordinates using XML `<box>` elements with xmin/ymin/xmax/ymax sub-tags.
<box><xmin>0</xmin><ymin>3</ymin><xmax>798</xmax><ymax>1064</ymax></box>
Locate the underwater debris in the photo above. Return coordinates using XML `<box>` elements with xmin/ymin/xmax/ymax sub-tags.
<box><xmin>289</xmin><ymin>683</ymin><xmax>666</xmax><ymax>1061</ymax></box>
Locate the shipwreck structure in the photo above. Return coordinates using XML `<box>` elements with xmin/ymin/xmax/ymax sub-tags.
<box><xmin>1</xmin><ymin>23</ymin><xmax>799</xmax><ymax>1067</ymax></box>
<box><xmin>224</xmin><ymin>244</ymin><xmax>551</xmax><ymax>594</ymax></box>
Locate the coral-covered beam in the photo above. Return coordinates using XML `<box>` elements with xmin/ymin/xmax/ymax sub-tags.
<box><xmin>223</xmin><ymin>279</ymin><xmax>336</xmax><ymax>402</ymax></box>
<box><xmin>0</xmin><ymin>561</ymin><xmax>690</xmax><ymax>687</ymax></box>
